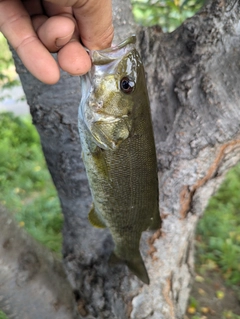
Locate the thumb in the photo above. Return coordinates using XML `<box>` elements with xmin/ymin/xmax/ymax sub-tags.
<box><xmin>74</xmin><ymin>0</ymin><xmax>113</xmax><ymax>50</ymax></box>
<box><xmin>45</xmin><ymin>0</ymin><xmax>114</xmax><ymax>50</ymax></box>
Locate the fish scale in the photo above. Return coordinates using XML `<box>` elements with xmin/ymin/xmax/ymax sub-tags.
<box><xmin>78</xmin><ymin>35</ymin><xmax>161</xmax><ymax>284</ymax></box>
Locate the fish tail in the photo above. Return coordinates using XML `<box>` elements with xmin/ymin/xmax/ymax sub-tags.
<box><xmin>109</xmin><ymin>251</ymin><xmax>150</xmax><ymax>285</ymax></box>
<box><xmin>125</xmin><ymin>252</ymin><xmax>150</xmax><ymax>285</ymax></box>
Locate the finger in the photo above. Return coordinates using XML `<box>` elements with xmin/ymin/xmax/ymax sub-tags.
<box><xmin>42</xmin><ymin>1</ymin><xmax>92</xmax><ymax>74</ymax></box>
<box><xmin>42</xmin><ymin>0</ymin><xmax>72</xmax><ymax>16</ymax></box>
<box><xmin>33</xmin><ymin>15</ymin><xmax>75</xmax><ymax>52</ymax></box>
<box><xmin>75</xmin><ymin>0</ymin><xmax>114</xmax><ymax>50</ymax></box>
<box><xmin>0</xmin><ymin>0</ymin><xmax>60</xmax><ymax>84</ymax></box>
<box><xmin>22</xmin><ymin>0</ymin><xmax>43</xmax><ymax>16</ymax></box>
<box><xmin>58</xmin><ymin>38</ymin><xmax>91</xmax><ymax>76</ymax></box>
<box><xmin>31</xmin><ymin>14</ymin><xmax>48</xmax><ymax>32</ymax></box>
<box><xmin>45</xmin><ymin>0</ymin><xmax>114</xmax><ymax>50</ymax></box>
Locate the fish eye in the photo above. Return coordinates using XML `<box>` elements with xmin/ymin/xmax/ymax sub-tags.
<box><xmin>120</xmin><ymin>77</ymin><xmax>135</xmax><ymax>94</ymax></box>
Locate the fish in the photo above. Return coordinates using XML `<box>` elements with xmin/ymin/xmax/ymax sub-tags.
<box><xmin>78</xmin><ymin>35</ymin><xmax>161</xmax><ymax>285</ymax></box>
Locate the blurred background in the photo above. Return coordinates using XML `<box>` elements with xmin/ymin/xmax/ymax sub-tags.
<box><xmin>0</xmin><ymin>1</ymin><xmax>239</xmax><ymax>318</ymax></box>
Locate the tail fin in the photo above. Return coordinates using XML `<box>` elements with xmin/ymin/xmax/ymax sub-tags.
<box><xmin>126</xmin><ymin>252</ymin><xmax>150</xmax><ymax>285</ymax></box>
<box><xmin>109</xmin><ymin>251</ymin><xmax>150</xmax><ymax>285</ymax></box>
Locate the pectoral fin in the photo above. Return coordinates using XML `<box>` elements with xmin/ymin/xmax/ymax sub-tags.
<box><xmin>88</xmin><ymin>206</ymin><xmax>106</xmax><ymax>228</ymax></box>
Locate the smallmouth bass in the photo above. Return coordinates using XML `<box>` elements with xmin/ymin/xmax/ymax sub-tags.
<box><xmin>78</xmin><ymin>35</ymin><xmax>161</xmax><ymax>284</ymax></box>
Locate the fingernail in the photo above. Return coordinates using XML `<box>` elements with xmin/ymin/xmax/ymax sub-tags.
<box><xmin>55</xmin><ymin>34</ymin><xmax>72</xmax><ymax>48</ymax></box>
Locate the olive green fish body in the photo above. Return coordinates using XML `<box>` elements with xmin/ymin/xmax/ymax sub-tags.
<box><xmin>78</xmin><ymin>36</ymin><xmax>160</xmax><ymax>284</ymax></box>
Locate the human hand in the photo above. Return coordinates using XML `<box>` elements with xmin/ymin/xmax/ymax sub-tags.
<box><xmin>0</xmin><ymin>0</ymin><xmax>113</xmax><ymax>84</ymax></box>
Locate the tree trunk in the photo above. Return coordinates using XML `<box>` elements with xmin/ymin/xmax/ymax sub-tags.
<box><xmin>5</xmin><ymin>0</ymin><xmax>240</xmax><ymax>318</ymax></box>
<box><xmin>0</xmin><ymin>205</ymin><xmax>77</xmax><ymax>319</ymax></box>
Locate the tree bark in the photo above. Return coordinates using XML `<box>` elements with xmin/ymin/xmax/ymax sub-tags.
<box><xmin>0</xmin><ymin>205</ymin><xmax>77</xmax><ymax>319</ymax></box>
<box><xmin>4</xmin><ymin>0</ymin><xmax>240</xmax><ymax>318</ymax></box>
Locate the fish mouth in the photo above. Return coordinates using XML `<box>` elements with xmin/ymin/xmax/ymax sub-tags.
<box><xmin>90</xmin><ymin>35</ymin><xmax>136</xmax><ymax>66</ymax></box>
<box><xmin>79</xmin><ymin>72</ymin><xmax>92</xmax><ymax>123</ymax></box>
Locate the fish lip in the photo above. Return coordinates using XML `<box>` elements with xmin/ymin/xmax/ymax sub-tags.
<box><xmin>89</xmin><ymin>35</ymin><xmax>136</xmax><ymax>66</ymax></box>
<box><xmin>100</xmin><ymin>35</ymin><xmax>136</xmax><ymax>53</ymax></box>
<box><xmin>79</xmin><ymin>72</ymin><xmax>92</xmax><ymax>124</ymax></box>
<box><xmin>83</xmin><ymin>34</ymin><xmax>136</xmax><ymax>55</ymax></box>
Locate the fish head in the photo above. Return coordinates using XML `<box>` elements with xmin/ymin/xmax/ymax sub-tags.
<box><xmin>79</xmin><ymin>35</ymin><xmax>146</xmax><ymax>150</ymax></box>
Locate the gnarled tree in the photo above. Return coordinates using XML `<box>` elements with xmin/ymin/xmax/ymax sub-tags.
<box><xmin>1</xmin><ymin>0</ymin><xmax>240</xmax><ymax>318</ymax></box>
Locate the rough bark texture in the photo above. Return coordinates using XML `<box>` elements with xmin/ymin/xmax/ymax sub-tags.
<box><xmin>3</xmin><ymin>0</ymin><xmax>240</xmax><ymax>318</ymax></box>
<box><xmin>0</xmin><ymin>205</ymin><xmax>77</xmax><ymax>319</ymax></box>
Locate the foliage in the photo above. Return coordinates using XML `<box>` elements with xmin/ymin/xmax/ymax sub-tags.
<box><xmin>0</xmin><ymin>112</ymin><xmax>62</xmax><ymax>253</ymax></box>
<box><xmin>0</xmin><ymin>34</ymin><xmax>19</xmax><ymax>89</ymax></box>
<box><xmin>196</xmin><ymin>163</ymin><xmax>240</xmax><ymax>285</ymax></box>
<box><xmin>131</xmin><ymin>0</ymin><xmax>205</xmax><ymax>31</ymax></box>
<box><xmin>0</xmin><ymin>311</ymin><xmax>8</xmax><ymax>319</ymax></box>
<box><xmin>223</xmin><ymin>311</ymin><xmax>240</xmax><ymax>319</ymax></box>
